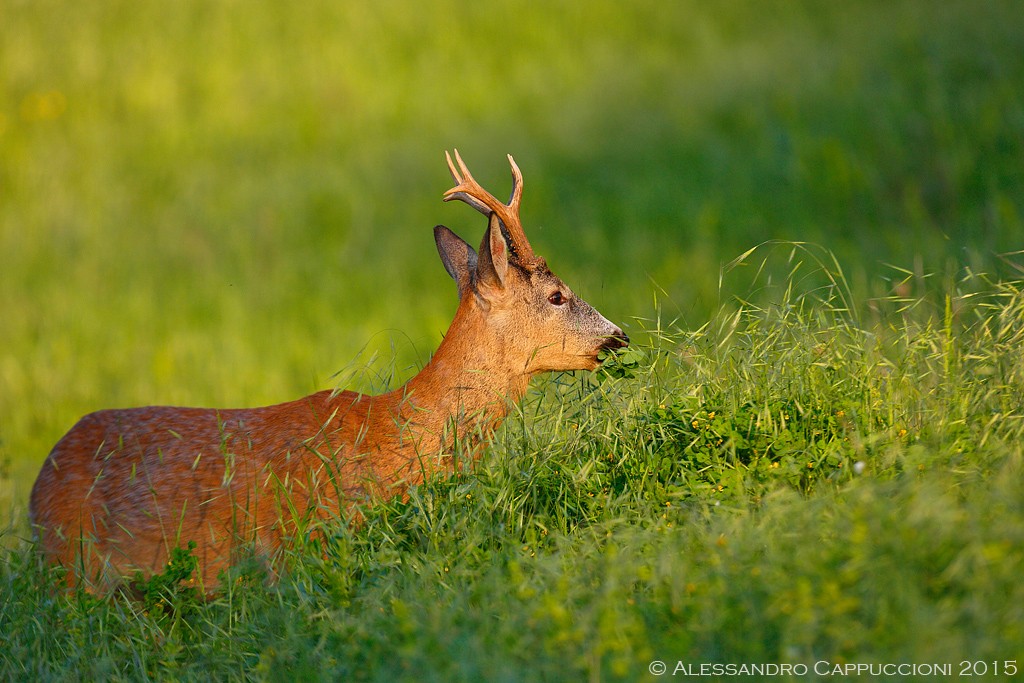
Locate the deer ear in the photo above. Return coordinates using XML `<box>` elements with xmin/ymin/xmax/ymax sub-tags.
<box><xmin>476</xmin><ymin>212</ymin><xmax>508</xmax><ymax>290</ymax></box>
<box><xmin>434</xmin><ymin>225</ymin><xmax>477</xmax><ymax>298</ymax></box>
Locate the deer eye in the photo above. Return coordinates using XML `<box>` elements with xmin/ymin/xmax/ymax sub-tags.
<box><xmin>548</xmin><ymin>291</ymin><xmax>566</xmax><ymax>306</ymax></box>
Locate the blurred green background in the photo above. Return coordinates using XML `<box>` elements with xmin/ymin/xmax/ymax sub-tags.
<box><xmin>1</xmin><ymin>0</ymin><xmax>1022</xmax><ymax>522</ymax></box>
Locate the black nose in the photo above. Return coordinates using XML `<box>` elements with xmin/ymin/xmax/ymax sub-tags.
<box><xmin>601</xmin><ymin>330</ymin><xmax>630</xmax><ymax>351</ymax></box>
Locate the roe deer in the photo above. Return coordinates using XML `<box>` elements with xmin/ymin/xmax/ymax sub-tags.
<box><xmin>30</xmin><ymin>150</ymin><xmax>628</xmax><ymax>590</ymax></box>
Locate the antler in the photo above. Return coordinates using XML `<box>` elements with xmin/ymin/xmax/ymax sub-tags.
<box><xmin>443</xmin><ymin>149</ymin><xmax>536</xmax><ymax>263</ymax></box>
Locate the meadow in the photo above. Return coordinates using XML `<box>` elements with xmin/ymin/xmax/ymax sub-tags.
<box><xmin>2</xmin><ymin>0</ymin><xmax>1023</xmax><ymax>680</ymax></box>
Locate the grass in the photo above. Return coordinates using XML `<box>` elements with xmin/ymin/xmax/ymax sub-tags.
<box><xmin>2</xmin><ymin>0</ymin><xmax>1024</xmax><ymax>679</ymax></box>
<box><xmin>3</xmin><ymin>254</ymin><xmax>1024</xmax><ymax>680</ymax></box>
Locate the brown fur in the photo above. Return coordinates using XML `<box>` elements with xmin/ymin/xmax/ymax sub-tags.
<box><xmin>29</xmin><ymin>151</ymin><xmax>627</xmax><ymax>589</ymax></box>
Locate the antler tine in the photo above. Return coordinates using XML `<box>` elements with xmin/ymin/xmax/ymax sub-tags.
<box><xmin>444</xmin><ymin>150</ymin><xmax>491</xmax><ymax>216</ymax></box>
<box><xmin>445</xmin><ymin>150</ymin><xmax>460</xmax><ymax>183</ymax></box>
<box><xmin>442</xmin><ymin>149</ymin><xmax>536</xmax><ymax>263</ymax></box>
<box><xmin>507</xmin><ymin>153</ymin><xmax>523</xmax><ymax>209</ymax></box>
<box><xmin>453</xmin><ymin>149</ymin><xmax>474</xmax><ymax>183</ymax></box>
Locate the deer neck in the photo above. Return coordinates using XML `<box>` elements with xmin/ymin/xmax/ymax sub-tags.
<box><xmin>392</xmin><ymin>301</ymin><xmax>530</xmax><ymax>451</ymax></box>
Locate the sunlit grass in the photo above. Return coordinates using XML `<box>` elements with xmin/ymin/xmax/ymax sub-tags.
<box><xmin>2</xmin><ymin>0</ymin><xmax>1024</xmax><ymax>677</ymax></box>
<box><xmin>3</xmin><ymin>252</ymin><xmax>1023</xmax><ymax>679</ymax></box>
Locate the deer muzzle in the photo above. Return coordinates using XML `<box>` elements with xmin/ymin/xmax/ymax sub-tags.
<box><xmin>599</xmin><ymin>329</ymin><xmax>630</xmax><ymax>353</ymax></box>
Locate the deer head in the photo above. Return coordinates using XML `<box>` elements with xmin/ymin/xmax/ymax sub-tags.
<box><xmin>432</xmin><ymin>150</ymin><xmax>628</xmax><ymax>376</ymax></box>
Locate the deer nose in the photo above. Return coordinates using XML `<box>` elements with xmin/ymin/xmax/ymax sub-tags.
<box><xmin>601</xmin><ymin>329</ymin><xmax>630</xmax><ymax>351</ymax></box>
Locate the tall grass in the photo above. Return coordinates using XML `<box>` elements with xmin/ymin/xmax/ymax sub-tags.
<box><xmin>3</xmin><ymin>252</ymin><xmax>1023</xmax><ymax>680</ymax></box>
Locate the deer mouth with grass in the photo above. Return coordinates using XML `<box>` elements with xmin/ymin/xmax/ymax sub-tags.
<box><xmin>30</xmin><ymin>150</ymin><xmax>628</xmax><ymax>590</ymax></box>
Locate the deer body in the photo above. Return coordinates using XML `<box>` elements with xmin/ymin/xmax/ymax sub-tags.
<box><xmin>30</xmin><ymin>152</ymin><xmax>627</xmax><ymax>589</ymax></box>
